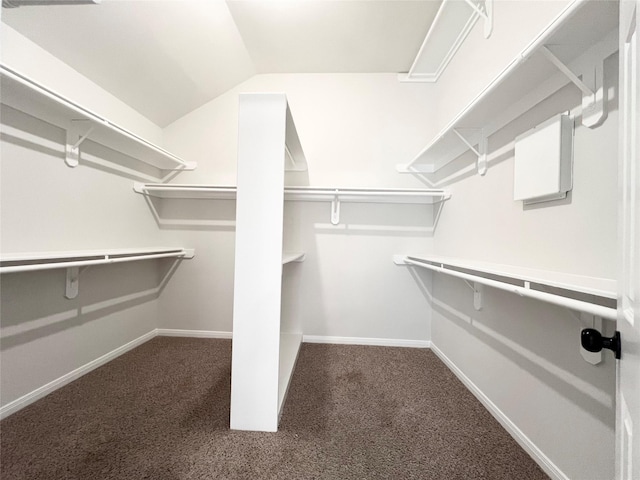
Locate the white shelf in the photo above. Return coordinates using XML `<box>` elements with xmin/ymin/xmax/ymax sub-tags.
<box><xmin>1</xmin><ymin>247</ymin><xmax>195</xmax><ymax>300</ymax></box>
<box><xmin>399</xmin><ymin>0</ymin><xmax>489</xmax><ymax>83</ymax></box>
<box><xmin>284</xmin><ymin>103</ymin><xmax>308</xmax><ymax>172</ymax></box>
<box><xmin>134</xmin><ymin>183</ymin><xmax>451</xmax><ymax>226</ymax></box>
<box><xmin>282</xmin><ymin>252</ymin><xmax>305</xmax><ymax>265</ymax></box>
<box><xmin>278</xmin><ymin>332</ymin><xmax>302</xmax><ymax>415</ymax></box>
<box><xmin>133</xmin><ymin>183</ymin><xmax>236</xmax><ymax>199</ymax></box>
<box><xmin>283</xmin><ymin>186</ymin><xmax>450</xmax><ymax>204</ymax></box>
<box><xmin>0</xmin><ymin>247</ymin><xmax>195</xmax><ymax>274</ymax></box>
<box><xmin>398</xmin><ymin>0</ymin><xmax>619</xmax><ymax>174</ymax></box>
<box><xmin>133</xmin><ymin>183</ymin><xmax>450</xmax><ymax>204</ymax></box>
<box><xmin>1</xmin><ymin>65</ymin><xmax>196</xmax><ymax>173</ymax></box>
<box><xmin>395</xmin><ymin>254</ymin><xmax>617</xmax><ymax>320</ymax></box>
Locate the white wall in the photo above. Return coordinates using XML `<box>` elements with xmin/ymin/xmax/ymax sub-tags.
<box><xmin>0</xmin><ymin>28</ymin><xmax>173</xmax><ymax>411</ymax></box>
<box><xmin>425</xmin><ymin>1</ymin><xmax>618</xmax><ymax>479</ymax></box>
<box><xmin>1</xmin><ymin>24</ymin><xmax>163</xmax><ymax>144</ymax></box>
<box><xmin>160</xmin><ymin>73</ymin><xmax>436</xmax><ymax>342</ymax></box>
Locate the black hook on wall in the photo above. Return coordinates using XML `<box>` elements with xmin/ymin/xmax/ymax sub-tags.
<box><xmin>581</xmin><ymin>329</ymin><xmax>621</xmax><ymax>360</ymax></box>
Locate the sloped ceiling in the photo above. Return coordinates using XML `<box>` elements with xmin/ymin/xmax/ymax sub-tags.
<box><xmin>1</xmin><ymin>0</ymin><xmax>441</xmax><ymax>127</ymax></box>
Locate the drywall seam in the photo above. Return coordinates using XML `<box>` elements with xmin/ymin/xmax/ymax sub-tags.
<box><xmin>429</xmin><ymin>343</ymin><xmax>569</xmax><ymax>480</ymax></box>
<box><xmin>0</xmin><ymin>329</ymin><xmax>157</xmax><ymax>420</ymax></box>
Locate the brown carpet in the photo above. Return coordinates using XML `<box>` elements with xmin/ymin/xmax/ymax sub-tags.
<box><xmin>0</xmin><ymin>337</ymin><xmax>548</xmax><ymax>479</ymax></box>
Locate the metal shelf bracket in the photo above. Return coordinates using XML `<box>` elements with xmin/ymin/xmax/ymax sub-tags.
<box><xmin>65</xmin><ymin>119</ymin><xmax>95</xmax><ymax>167</ymax></box>
<box><xmin>65</xmin><ymin>266</ymin><xmax>80</xmax><ymax>299</ymax></box>
<box><xmin>540</xmin><ymin>46</ymin><xmax>606</xmax><ymax>128</ymax></box>
<box><xmin>331</xmin><ymin>190</ymin><xmax>341</xmax><ymax>225</ymax></box>
<box><xmin>464</xmin><ymin>279</ymin><xmax>484</xmax><ymax>310</ymax></box>
<box><xmin>452</xmin><ymin>128</ymin><xmax>488</xmax><ymax>176</ymax></box>
<box><xmin>464</xmin><ymin>0</ymin><xmax>493</xmax><ymax>38</ymax></box>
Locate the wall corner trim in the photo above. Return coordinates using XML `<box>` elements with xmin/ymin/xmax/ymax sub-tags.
<box><xmin>429</xmin><ymin>343</ymin><xmax>570</xmax><ymax>480</ymax></box>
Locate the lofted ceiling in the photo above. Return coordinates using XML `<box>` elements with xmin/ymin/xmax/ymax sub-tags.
<box><xmin>1</xmin><ymin>0</ymin><xmax>442</xmax><ymax>127</ymax></box>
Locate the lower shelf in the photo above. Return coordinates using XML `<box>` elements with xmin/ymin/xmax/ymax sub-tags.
<box><xmin>278</xmin><ymin>332</ymin><xmax>302</xmax><ymax>415</ymax></box>
<box><xmin>395</xmin><ymin>254</ymin><xmax>617</xmax><ymax>320</ymax></box>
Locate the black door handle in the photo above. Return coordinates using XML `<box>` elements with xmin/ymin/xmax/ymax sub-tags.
<box><xmin>581</xmin><ymin>328</ymin><xmax>621</xmax><ymax>359</ymax></box>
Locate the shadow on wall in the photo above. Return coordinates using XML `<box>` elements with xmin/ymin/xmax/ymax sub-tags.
<box><xmin>412</xmin><ymin>271</ymin><xmax>615</xmax><ymax>430</ymax></box>
<box><xmin>0</xmin><ymin>104</ymin><xmax>173</xmax><ymax>183</ymax></box>
<box><xmin>0</xmin><ymin>258</ymin><xmax>181</xmax><ymax>350</ymax></box>
<box><xmin>143</xmin><ymin>197</ymin><xmax>237</xmax><ymax>232</ymax></box>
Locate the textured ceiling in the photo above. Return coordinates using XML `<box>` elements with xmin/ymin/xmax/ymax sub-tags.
<box><xmin>1</xmin><ymin>0</ymin><xmax>442</xmax><ymax>126</ymax></box>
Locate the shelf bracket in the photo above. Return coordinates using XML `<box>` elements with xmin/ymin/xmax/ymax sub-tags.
<box><xmin>65</xmin><ymin>266</ymin><xmax>80</xmax><ymax>299</ymax></box>
<box><xmin>473</xmin><ymin>282</ymin><xmax>484</xmax><ymax>310</ymax></box>
<box><xmin>464</xmin><ymin>279</ymin><xmax>484</xmax><ymax>310</ymax></box>
<box><xmin>452</xmin><ymin>128</ymin><xmax>488</xmax><ymax>176</ymax></box>
<box><xmin>464</xmin><ymin>0</ymin><xmax>493</xmax><ymax>38</ymax></box>
<box><xmin>65</xmin><ymin>119</ymin><xmax>95</xmax><ymax>167</ymax></box>
<box><xmin>540</xmin><ymin>46</ymin><xmax>606</xmax><ymax>128</ymax></box>
<box><xmin>330</xmin><ymin>190</ymin><xmax>341</xmax><ymax>225</ymax></box>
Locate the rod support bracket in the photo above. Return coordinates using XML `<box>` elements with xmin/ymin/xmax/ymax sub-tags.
<box><xmin>66</xmin><ymin>119</ymin><xmax>95</xmax><ymax>167</ymax></box>
<box><xmin>541</xmin><ymin>46</ymin><xmax>606</xmax><ymax>128</ymax></box>
<box><xmin>452</xmin><ymin>128</ymin><xmax>488</xmax><ymax>176</ymax></box>
<box><xmin>65</xmin><ymin>266</ymin><xmax>80</xmax><ymax>299</ymax></box>
<box><xmin>464</xmin><ymin>0</ymin><xmax>493</xmax><ymax>38</ymax></box>
<box><xmin>330</xmin><ymin>190</ymin><xmax>341</xmax><ymax>225</ymax></box>
<box><xmin>473</xmin><ymin>282</ymin><xmax>483</xmax><ymax>310</ymax></box>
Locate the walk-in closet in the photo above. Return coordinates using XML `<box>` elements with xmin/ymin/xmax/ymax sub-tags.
<box><xmin>1</xmin><ymin>1</ymin><xmax>638</xmax><ymax>479</ymax></box>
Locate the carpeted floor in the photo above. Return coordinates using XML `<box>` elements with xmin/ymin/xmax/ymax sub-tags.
<box><xmin>0</xmin><ymin>337</ymin><xmax>548</xmax><ymax>479</ymax></box>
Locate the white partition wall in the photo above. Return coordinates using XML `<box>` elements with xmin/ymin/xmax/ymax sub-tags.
<box><xmin>230</xmin><ymin>93</ymin><xmax>302</xmax><ymax>432</ymax></box>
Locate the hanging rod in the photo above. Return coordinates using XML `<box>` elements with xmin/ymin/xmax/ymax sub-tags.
<box><xmin>397</xmin><ymin>255</ymin><xmax>617</xmax><ymax>320</ymax></box>
<box><xmin>1</xmin><ymin>65</ymin><xmax>196</xmax><ymax>172</ymax></box>
<box><xmin>0</xmin><ymin>248</ymin><xmax>195</xmax><ymax>274</ymax></box>
<box><xmin>133</xmin><ymin>183</ymin><xmax>451</xmax><ymax>203</ymax></box>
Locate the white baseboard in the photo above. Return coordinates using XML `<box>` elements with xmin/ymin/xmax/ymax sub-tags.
<box><xmin>0</xmin><ymin>329</ymin><xmax>157</xmax><ymax>420</ymax></box>
<box><xmin>303</xmin><ymin>335</ymin><xmax>430</xmax><ymax>349</ymax></box>
<box><xmin>429</xmin><ymin>343</ymin><xmax>569</xmax><ymax>480</ymax></box>
<box><xmin>156</xmin><ymin>328</ymin><xmax>232</xmax><ymax>339</ymax></box>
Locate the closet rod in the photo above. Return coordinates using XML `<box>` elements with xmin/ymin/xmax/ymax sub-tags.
<box><xmin>0</xmin><ymin>250</ymin><xmax>193</xmax><ymax>274</ymax></box>
<box><xmin>402</xmin><ymin>257</ymin><xmax>617</xmax><ymax>320</ymax></box>
<box><xmin>1</xmin><ymin>65</ymin><xmax>195</xmax><ymax>171</ymax></box>
<box><xmin>284</xmin><ymin>187</ymin><xmax>449</xmax><ymax>197</ymax></box>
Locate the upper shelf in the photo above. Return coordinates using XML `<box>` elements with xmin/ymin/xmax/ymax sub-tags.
<box><xmin>399</xmin><ymin>0</ymin><xmax>492</xmax><ymax>83</ymax></box>
<box><xmin>133</xmin><ymin>183</ymin><xmax>237</xmax><ymax>199</ymax></box>
<box><xmin>284</xmin><ymin>102</ymin><xmax>308</xmax><ymax>172</ymax></box>
<box><xmin>133</xmin><ymin>183</ymin><xmax>450</xmax><ymax>226</ymax></box>
<box><xmin>0</xmin><ymin>65</ymin><xmax>197</xmax><ymax>173</ymax></box>
<box><xmin>397</xmin><ymin>0</ymin><xmax>619</xmax><ymax>174</ymax></box>
<box><xmin>133</xmin><ymin>183</ymin><xmax>451</xmax><ymax>204</ymax></box>
<box><xmin>395</xmin><ymin>254</ymin><xmax>617</xmax><ymax>320</ymax></box>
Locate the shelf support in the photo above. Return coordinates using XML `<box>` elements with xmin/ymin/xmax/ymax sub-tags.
<box><xmin>331</xmin><ymin>190</ymin><xmax>341</xmax><ymax>225</ymax></box>
<box><xmin>452</xmin><ymin>128</ymin><xmax>488</xmax><ymax>176</ymax></box>
<box><xmin>464</xmin><ymin>0</ymin><xmax>492</xmax><ymax>38</ymax></box>
<box><xmin>540</xmin><ymin>46</ymin><xmax>606</xmax><ymax>128</ymax></box>
<box><xmin>463</xmin><ymin>279</ymin><xmax>484</xmax><ymax>310</ymax></box>
<box><xmin>65</xmin><ymin>266</ymin><xmax>80</xmax><ymax>299</ymax></box>
<box><xmin>65</xmin><ymin>119</ymin><xmax>94</xmax><ymax>167</ymax></box>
